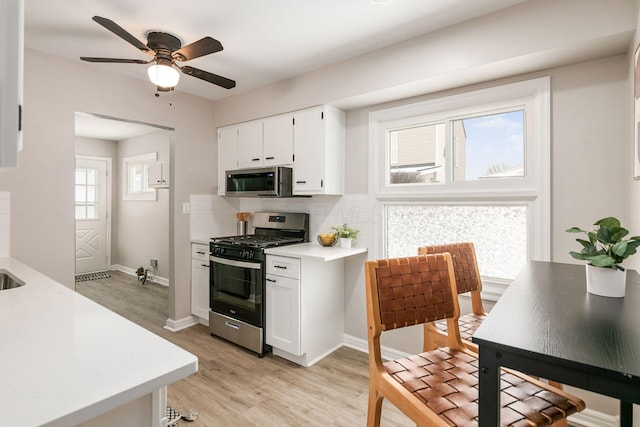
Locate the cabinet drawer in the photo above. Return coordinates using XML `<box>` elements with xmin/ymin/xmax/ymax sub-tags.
<box><xmin>266</xmin><ymin>255</ymin><xmax>300</xmax><ymax>279</ymax></box>
<box><xmin>192</xmin><ymin>243</ymin><xmax>209</xmax><ymax>261</ymax></box>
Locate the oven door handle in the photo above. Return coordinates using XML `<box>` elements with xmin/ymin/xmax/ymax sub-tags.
<box><xmin>209</xmin><ymin>255</ymin><xmax>262</xmax><ymax>270</ymax></box>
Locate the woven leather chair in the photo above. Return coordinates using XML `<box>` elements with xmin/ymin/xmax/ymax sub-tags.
<box><xmin>364</xmin><ymin>254</ymin><xmax>585</xmax><ymax>427</ymax></box>
<box><xmin>419</xmin><ymin>242</ymin><xmax>566</xmax><ymax>398</ymax></box>
<box><xmin>417</xmin><ymin>242</ymin><xmax>486</xmax><ymax>352</ymax></box>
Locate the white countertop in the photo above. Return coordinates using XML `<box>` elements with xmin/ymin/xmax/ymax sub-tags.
<box><xmin>191</xmin><ymin>237</ymin><xmax>211</xmax><ymax>246</ymax></box>
<box><xmin>0</xmin><ymin>257</ymin><xmax>197</xmax><ymax>427</ymax></box>
<box><xmin>264</xmin><ymin>242</ymin><xmax>367</xmax><ymax>261</ymax></box>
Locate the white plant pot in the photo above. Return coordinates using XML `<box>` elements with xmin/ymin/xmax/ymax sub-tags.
<box><xmin>585</xmin><ymin>264</ymin><xmax>627</xmax><ymax>298</ymax></box>
<box><xmin>339</xmin><ymin>238</ymin><xmax>352</xmax><ymax>249</ymax></box>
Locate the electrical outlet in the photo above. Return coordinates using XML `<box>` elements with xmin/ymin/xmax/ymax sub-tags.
<box><xmin>150</xmin><ymin>259</ymin><xmax>158</xmax><ymax>268</ymax></box>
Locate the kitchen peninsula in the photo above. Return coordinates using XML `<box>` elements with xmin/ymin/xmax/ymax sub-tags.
<box><xmin>0</xmin><ymin>257</ymin><xmax>197</xmax><ymax>426</ymax></box>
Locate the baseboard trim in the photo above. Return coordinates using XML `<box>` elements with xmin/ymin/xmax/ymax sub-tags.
<box><xmin>343</xmin><ymin>333</ymin><xmax>409</xmax><ymax>361</ymax></box>
<box><xmin>164</xmin><ymin>316</ymin><xmax>200</xmax><ymax>332</ymax></box>
<box><xmin>110</xmin><ymin>264</ymin><xmax>169</xmax><ymax>287</ymax></box>
<box><xmin>567</xmin><ymin>409</ymin><xmax>618</xmax><ymax>427</ymax></box>
<box><xmin>342</xmin><ymin>334</ymin><xmax>619</xmax><ymax>426</ymax></box>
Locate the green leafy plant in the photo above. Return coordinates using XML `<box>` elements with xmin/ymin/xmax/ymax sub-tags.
<box><xmin>331</xmin><ymin>223</ymin><xmax>359</xmax><ymax>239</ymax></box>
<box><xmin>566</xmin><ymin>217</ymin><xmax>640</xmax><ymax>271</ymax></box>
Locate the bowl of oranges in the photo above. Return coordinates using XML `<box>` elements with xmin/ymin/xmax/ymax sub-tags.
<box><xmin>317</xmin><ymin>232</ymin><xmax>338</xmax><ymax>247</ymax></box>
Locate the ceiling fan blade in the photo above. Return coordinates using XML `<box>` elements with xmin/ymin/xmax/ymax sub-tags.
<box><xmin>181</xmin><ymin>66</ymin><xmax>236</xmax><ymax>89</ymax></box>
<box><xmin>80</xmin><ymin>57</ymin><xmax>149</xmax><ymax>64</ymax></box>
<box><xmin>92</xmin><ymin>16</ymin><xmax>153</xmax><ymax>55</ymax></box>
<box><xmin>172</xmin><ymin>37</ymin><xmax>223</xmax><ymax>61</ymax></box>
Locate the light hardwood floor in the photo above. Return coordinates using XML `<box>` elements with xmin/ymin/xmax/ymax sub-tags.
<box><xmin>75</xmin><ymin>270</ymin><xmax>412</xmax><ymax>426</ymax></box>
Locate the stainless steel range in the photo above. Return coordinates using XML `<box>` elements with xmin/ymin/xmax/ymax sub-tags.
<box><xmin>209</xmin><ymin>212</ymin><xmax>309</xmax><ymax>357</ymax></box>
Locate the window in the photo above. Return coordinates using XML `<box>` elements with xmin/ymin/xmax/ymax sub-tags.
<box><xmin>75</xmin><ymin>167</ymin><xmax>98</xmax><ymax>220</ymax></box>
<box><xmin>370</xmin><ymin>78</ymin><xmax>550</xmax><ymax>299</ymax></box>
<box><xmin>123</xmin><ymin>153</ymin><xmax>156</xmax><ymax>201</ymax></box>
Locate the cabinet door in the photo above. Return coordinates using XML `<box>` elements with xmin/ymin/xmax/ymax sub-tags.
<box><xmin>0</xmin><ymin>0</ymin><xmax>23</xmax><ymax>167</ymax></box>
<box><xmin>191</xmin><ymin>256</ymin><xmax>210</xmax><ymax>320</ymax></box>
<box><xmin>236</xmin><ymin>120</ymin><xmax>263</xmax><ymax>169</ymax></box>
<box><xmin>293</xmin><ymin>107</ymin><xmax>325</xmax><ymax>193</ymax></box>
<box><xmin>148</xmin><ymin>162</ymin><xmax>169</xmax><ymax>188</ymax></box>
<box><xmin>263</xmin><ymin>114</ymin><xmax>293</xmax><ymax>167</ymax></box>
<box><xmin>218</xmin><ymin>126</ymin><xmax>238</xmax><ymax>195</ymax></box>
<box><xmin>266</xmin><ymin>274</ymin><xmax>300</xmax><ymax>355</ymax></box>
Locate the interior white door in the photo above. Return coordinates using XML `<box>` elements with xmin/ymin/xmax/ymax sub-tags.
<box><xmin>75</xmin><ymin>157</ymin><xmax>109</xmax><ymax>274</ymax></box>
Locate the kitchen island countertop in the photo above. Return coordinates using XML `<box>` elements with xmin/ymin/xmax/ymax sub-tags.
<box><xmin>0</xmin><ymin>257</ymin><xmax>197</xmax><ymax>426</ymax></box>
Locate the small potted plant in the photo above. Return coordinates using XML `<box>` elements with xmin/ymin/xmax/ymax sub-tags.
<box><xmin>331</xmin><ymin>223</ymin><xmax>359</xmax><ymax>249</ymax></box>
<box><xmin>566</xmin><ymin>216</ymin><xmax>640</xmax><ymax>297</ymax></box>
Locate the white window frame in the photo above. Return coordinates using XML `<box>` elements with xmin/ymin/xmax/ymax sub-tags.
<box><xmin>123</xmin><ymin>152</ymin><xmax>157</xmax><ymax>201</ymax></box>
<box><xmin>75</xmin><ymin>165</ymin><xmax>99</xmax><ymax>220</ymax></box>
<box><xmin>368</xmin><ymin>77</ymin><xmax>551</xmax><ymax>300</ymax></box>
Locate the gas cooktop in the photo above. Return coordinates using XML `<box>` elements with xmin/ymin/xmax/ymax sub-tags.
<box><xmin>211</xmin><ymin>234</ymin><xmax>304</xmax><ymax>249</ymax></box>
<box><xmin>211</xmin><ymin>212</ymin><xmax>309</xmax><ymax>250</ymax></box>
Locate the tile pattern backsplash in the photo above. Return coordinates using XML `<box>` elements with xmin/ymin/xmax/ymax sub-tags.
<box><xmin>0</xmin><ymin>192</ymin><xmax>9</xmax><ymax>256</ymax></box>
<box><xmin>190</xmin><ymin>194</ymin><xmax>369</xmax><ymax>247</ymax></box>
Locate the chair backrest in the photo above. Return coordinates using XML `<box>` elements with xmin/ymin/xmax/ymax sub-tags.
<box><xmin>364</xmin><ymin>254</ymin><xmax>463</xmax><ymax>352</ymax></box>
<box><xmin>417</xmin><ymin>242</ymin><xmax>482</xmax><ymax>294</ymax></box>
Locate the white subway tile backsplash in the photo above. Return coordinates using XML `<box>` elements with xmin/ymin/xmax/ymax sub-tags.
<box><xmin>190</xmin><ymin>193</ymin><xmax>369</xmax><ymax>247</ymax></box>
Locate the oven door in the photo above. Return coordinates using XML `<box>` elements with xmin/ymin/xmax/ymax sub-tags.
<box><xmin>210</xmin><ymin>255</ymin><xmax>263</xmax><ymax>327</ymax></box>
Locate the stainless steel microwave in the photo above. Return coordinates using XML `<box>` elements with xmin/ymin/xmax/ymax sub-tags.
<box><xmin>225</xmin><ymin>166</ymin><xmax>293</xmax><ymax>197</ymax></box>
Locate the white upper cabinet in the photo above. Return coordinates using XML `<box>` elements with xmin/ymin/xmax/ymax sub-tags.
<box><xmin>0</xmin><ymin>0</ymin><xmax>24</xmax><ymax>167</ymax></box>
<box><xmin>218</xmin><ymin>125</ymin><xmax>238</xmax><ymax>195</ymax></box>
<box><xmin>235</xmin><ymin>115</ymin><xmax>294</xmax><ymax>169</ymax></box>
<box><xmin>293</xmin><ymin>105</ymin><xmax>345</xmax><ymax>195</ymax></box>
<box><xmin>236</xmin><ymin>120</ymin><xmax>263</xmax><ymax>169</ymax></box>
<box><xmin>263</xmin><ymin>114</ymin><xmax>294</xmax><ymax>167</ymax></box>
<box><xmin>217</xmin><ymin>105</ymin><xmax>344</xmax><ymax>196</ymax></box>
<box><xmin>148</xmin><ymin>162</ymin><xmax>170</xmax><ymax>188</ymax></box>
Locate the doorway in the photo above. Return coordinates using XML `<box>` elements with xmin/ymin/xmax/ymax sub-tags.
<box><xmin>74</xmin><ymin>112</ymin><xmax>172</xmax><ymax>285</ymax></box>
<box><xmin>75</xmin><ymin>156</ymin><xmax>111</xmax><ymax>274</ymax></box>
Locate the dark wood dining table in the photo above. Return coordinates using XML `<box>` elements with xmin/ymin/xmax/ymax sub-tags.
<box><xmin>473</xmin><ymin>261</ymin><xmax>640</xmax><ymax>426</ymax></box>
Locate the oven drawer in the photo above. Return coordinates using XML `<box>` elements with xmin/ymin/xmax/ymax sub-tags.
<box><xmin>266</xmin><ymin>255</ymin><xmax>300</xmax><ymax>279</ymax></box>
<box><xmin>192</xmin><ymin>243</ymin><xmax>209</xmax><ymax>261</ymax></box>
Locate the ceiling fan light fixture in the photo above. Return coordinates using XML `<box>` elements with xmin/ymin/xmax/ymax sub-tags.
<box><xmin>147</xmin><ymin>63</ymin><xmax>180</xmax><ymax>88</ymax></box>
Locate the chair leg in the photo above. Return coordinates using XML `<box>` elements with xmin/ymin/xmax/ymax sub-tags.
<box><xmin>367</xmin><ymin>387</ymin><xmax>384</xmax><ymax>427</ymax></box>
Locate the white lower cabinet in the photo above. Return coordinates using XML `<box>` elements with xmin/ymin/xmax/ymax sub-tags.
<box><xmin>265</xmin><ymin>254</ymin><xmax>343</xmax><ymax>367</ymax></box>
<box><xmin>266</xmin><ymin>270</ymin><xmax>300</xmax><ymax>355</ymax></box>
<box><xmin>191</xmin><ymin>243</ymin><xmax>210</xmax><ymax>323</ymax></box>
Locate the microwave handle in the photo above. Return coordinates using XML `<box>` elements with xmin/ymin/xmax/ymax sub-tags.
<box><xmin>210</xmin><ymin>256</ymin><xmax>262</xmax><ymax>270</ymax></box>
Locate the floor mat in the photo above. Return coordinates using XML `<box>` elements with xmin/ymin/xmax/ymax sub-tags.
<box><xmin>75</xmin><ymin>272</ymin><xmax>111</xmax><ymax>282</ymax></box>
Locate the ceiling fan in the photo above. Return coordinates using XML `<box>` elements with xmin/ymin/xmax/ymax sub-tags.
<box><xmin>80</xmin><ymin>16</ymin><xmax>236</xmax><ymax>91</ymax></box>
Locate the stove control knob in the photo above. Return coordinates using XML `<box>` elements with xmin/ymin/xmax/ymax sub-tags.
<box><xmin>242</xmin><ymin>249</ymin><xmax>254</xmax><ymax>259</ymax></box>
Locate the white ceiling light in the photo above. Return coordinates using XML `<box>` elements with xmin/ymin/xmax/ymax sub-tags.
<box><xmin>147</xmin><ymin>59</ymin><xmax>180</xmax><ymax>88</ymax></box>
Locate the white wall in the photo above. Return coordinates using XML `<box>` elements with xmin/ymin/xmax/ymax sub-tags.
<box><xmin>117</xmin><ymin>130</ymin><xmax>170</xmax><ymax>279</ymax></box>
<box><xmin>627</xmin><ymin>0</ymin><xmax>640</xmax><ymax>275</ymax></box>
<box><xmin>0</xmin><ymin>49</ymin><xmax>217</xmax><ymax>325</ymax></box>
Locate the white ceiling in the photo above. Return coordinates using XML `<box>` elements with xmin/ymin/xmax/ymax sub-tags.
<box><xmin>25</xmin><ymin>0</ymin><xmax>527</xmax><ymax>103</ymax></box>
